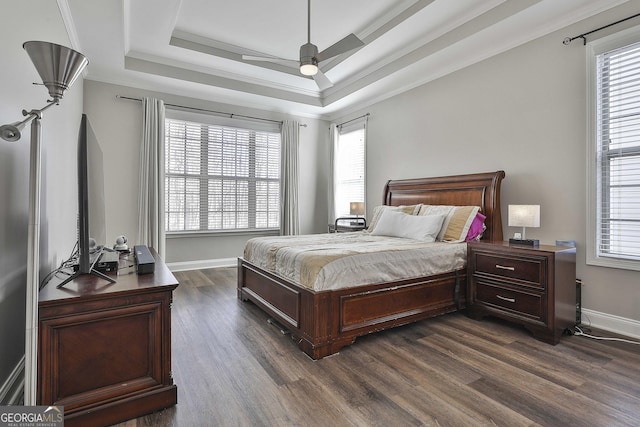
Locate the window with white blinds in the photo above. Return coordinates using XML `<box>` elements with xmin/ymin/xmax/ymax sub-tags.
<box><xmin>334</xmin><ymin>119</ymin><xmax>366</xmax><ymax>218</ymax></box>
<box><xmin>588</xmin><ymin>29</ymin><xmax>640</xmax><ymax>270</ymax></box>
<box><xmin>165</xmin><ymin>114</ymin><xmax>281</xmax><ymax>233</ymax></box>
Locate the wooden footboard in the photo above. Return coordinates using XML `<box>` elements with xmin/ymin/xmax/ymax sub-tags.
<box><xmin>238</xmin><ymin>257</ymin><xmax>466</xmax><ymax>359</ymax></box>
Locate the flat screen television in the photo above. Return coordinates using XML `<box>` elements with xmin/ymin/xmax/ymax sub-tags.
<box><xmin>57</xmin><ymin>114</ymin><xmax>115</xmax><ymax>288</ymax></box>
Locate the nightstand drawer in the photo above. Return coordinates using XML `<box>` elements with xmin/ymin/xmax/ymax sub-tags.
<box><xmin>474</xmin><ymin>252</ymin><xmax>546</xmax><ymax>289</ymax></box>
<box><xmin>475</xmin><ymin>282</ymin><xmax>544</xmax><ymax>321</ymax></box>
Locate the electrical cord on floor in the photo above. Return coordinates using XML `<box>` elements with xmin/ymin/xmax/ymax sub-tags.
<box><xmin>574</xmin><ymin>325</ymin><xmax>640</xmax><ymax>345</ymax></box>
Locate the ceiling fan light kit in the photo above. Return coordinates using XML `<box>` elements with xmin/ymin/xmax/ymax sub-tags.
<box><xmin>299</xmin><ymin>43</ymin><xmax>318</xmax><ymax>76</ymax></box>
<box><xmin>243</xmin><ymin>0</ymin><xmax>363</xmax><ymax>88</ymax></box>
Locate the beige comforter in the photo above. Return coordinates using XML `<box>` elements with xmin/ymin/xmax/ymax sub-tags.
<box><xmin>244</xmin><ymin>232</ymin><xmax>467</xmax><ymax>291</ymax></box>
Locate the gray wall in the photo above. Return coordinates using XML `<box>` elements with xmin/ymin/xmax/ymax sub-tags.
<box><xmin>82</xmin><ymin>80</ymin><xmax>329</xmax><ymax>264</ymax></box>
<box><xmin>337</xmin><ymin>3</ymin><xmax>640</xmax><ymax>323</ymax></box>
<box><xmin>0</xmin><ymin>2</ymin><xmax>83</xmax><ymax>399</ymax></box>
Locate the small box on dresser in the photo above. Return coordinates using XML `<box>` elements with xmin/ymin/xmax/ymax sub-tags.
<box><xmin>466</xmin><ymin>241</ymin><xmax>576</xmax><ymax>344</ymax></box>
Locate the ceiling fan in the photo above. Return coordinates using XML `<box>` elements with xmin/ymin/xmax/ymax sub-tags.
<box><xmin>242</xmin><ymin>0</ymin><xmax>364</xmax><ymax>90</ymax></box>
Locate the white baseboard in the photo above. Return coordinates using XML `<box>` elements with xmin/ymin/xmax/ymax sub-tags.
<box><xmin>0</xmin><ymin>356</ymin><xmax>24</xmax><ymax>405</ymax></box>
<box><xmin>581</xmin><ymin>308</ymin><xmax>640</xmax><ymax>340</ymax></box>
<box><xmin>167</xmin><ymin>257</ymin><xmax>237</xmax><ymax>272</ymax></box>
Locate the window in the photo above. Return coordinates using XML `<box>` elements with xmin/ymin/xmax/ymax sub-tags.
<box><xmin>165</xmin><ymin>112</ymin><xmax>281</xmax><ymax>233</ymax></box>
<box><xmin>334</xmin><ymin>118</ymin><xmax>367</xmax><ymax>218</ymax></box>
<box><xmin>588</xmin><ymin>28</ymin><xmax>640</xmax><ymax>270</ymax></box>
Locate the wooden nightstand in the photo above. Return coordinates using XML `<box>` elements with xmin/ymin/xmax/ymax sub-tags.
<box><xmin>466</xmin><ymin>241</ymin><xmax>576</xmax><ymax>344</ymax></box>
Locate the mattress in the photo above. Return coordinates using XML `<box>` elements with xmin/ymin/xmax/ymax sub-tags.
<box><xmin>244</xmin><ymin>232</ymin><xmax>467</xmax><ymax>291</ymax></box>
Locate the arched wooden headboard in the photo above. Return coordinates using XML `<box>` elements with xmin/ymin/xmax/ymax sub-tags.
<box><xmin>383</xmin><ymin>170</ymin><xmax>505</xmax><ymax>241</ymax></box>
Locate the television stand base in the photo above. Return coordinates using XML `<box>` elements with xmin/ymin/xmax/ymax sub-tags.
<box><xmin>56</xmin><ymin>268</ymin><xmax>116</xmax><ymax>289</ymax></box>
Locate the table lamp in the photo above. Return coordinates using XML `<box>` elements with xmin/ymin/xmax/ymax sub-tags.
<box><xmin>348</xmin><ymin>201</ymin><xmax>366</xmax><ymax>228</ymax></box>
<box><xmin>350</xmin><ymin>201</ymin><xmax>365</xmax><ymax>217</ymax></box>
<box><xmin>508</xmin><ymin>204</ymin><xmax>540</xmax><ymax>246</ymax></box>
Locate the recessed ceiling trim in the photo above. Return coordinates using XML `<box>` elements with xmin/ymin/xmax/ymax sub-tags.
<box><xmin>324</xmin><ymin>0</ymin><xmax>539</xmax><ymax>105</ymax></box>
<box><xmin>67</xmin><ymin>0</ymin><xmax>634</xmax><ymax>120</ymax></box>
<box><xmin>320</xmin><ymin>0</ymin><xmax>437</xmax><ymax>72</ymax></box>
<box><xmin>125</xmin><ymin>55</ymin><xmax>324</xmax><ymax>107</ymax></box>
<box><xmin>324</xmin><ymin>0</ymin><xmax>627</xmax><ymax>116</ymax></box>
<box><xmin>170</xmin><ymin>33</ymin><xmax>302</xmax><ymax>77</ymax></box>
<box><xmin>169</xmin><ymin>0</ymin><xmax>435</xmax><ymax>89</ymax></box>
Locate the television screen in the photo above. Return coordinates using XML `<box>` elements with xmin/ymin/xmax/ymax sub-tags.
<box><xmin>86</xmin><ymin>116</ymin><xmax>106</xmax><ymax>252</ymax></box>
<box><xmin>56</xmin><ymin>114</ymin><xmax>115</xmax><ymax>288</ymax></box>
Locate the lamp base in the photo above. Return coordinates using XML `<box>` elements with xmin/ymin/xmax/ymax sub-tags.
<box><xmin>509</xmin><ymin>238</ymin><xmax>539</xmax><ymax>247</ymax></box>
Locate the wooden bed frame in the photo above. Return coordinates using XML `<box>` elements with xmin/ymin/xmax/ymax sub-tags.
<box><xmin>237</xmin><ymin>170</ymin><xmax>505</xmax><ymax>359</ymax></box>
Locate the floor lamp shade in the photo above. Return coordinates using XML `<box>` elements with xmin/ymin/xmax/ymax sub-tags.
<box><xmin>23</xmin><ymin>41</ymin><xmax>88</xmax><ymax>102</ymax></box>
<box><xmin>0</xmin><ymin>42</ymin><xmax>87</xmax><ymax>143</ymax></box>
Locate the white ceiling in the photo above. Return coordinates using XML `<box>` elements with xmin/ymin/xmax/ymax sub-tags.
<box><xmin>64</xmin><ymin>0</ymin><xmax>629</xmax><ymax>119</ymax></box>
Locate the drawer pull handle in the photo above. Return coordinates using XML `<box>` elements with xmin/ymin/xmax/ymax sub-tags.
<box><xmin>495</xmin><ymin>264</ymin><xmax>515</xmax><ymax>271</ymax></box>
<box><xmin>496</xmin><ymin>294</ymin><xmax>516</xmax><ymax>303</ymax></box>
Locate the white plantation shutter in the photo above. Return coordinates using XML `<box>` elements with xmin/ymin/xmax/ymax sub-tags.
<box><xmin>334</xmin><ymin>118</ymin><xmax>366</xmax><ymax>218</ymax></box>
<box><xmin>165</xmin><ymin>113</ymin><xmax>280</xmax><ymax>232</ymax></box>
<box><xmin>589</xmin><ymin>30</ymin><xmax>640</xmax><ymax>269</ymax></box>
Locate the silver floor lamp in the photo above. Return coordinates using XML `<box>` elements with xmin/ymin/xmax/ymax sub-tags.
<box><xmin>0</xmin><ymin>41</ymin><xmax>87</xmax><ymax>405</ymax></box>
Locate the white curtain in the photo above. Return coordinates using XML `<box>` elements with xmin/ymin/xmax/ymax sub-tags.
<box><xmin>327</xmin><ymin>123</ymin><xmax>339</xmax><ymax>224</ymax></box>
<box><xmin>280</xmin><ymin>120</ymin><xmax>300</xmax><ymax>235</ymax></box>
<box><xmin>137</xmin><ymin>97</ymin><xmax>166</xmax><ymax>258</ymax></box>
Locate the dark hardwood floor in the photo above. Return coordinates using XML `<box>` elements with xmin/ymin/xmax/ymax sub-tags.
<box><xmin>116</xmin><ymin>267</ymin><xmax>640</xmax><ymax>427</ymax></box>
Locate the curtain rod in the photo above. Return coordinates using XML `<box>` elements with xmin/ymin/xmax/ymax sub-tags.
<box><xmin>116</xmin><ymin>95</ymin><xmax>307</xmax><ymax>127</ymax></box>
<box><xmin>563</xmin><ymin>12</ymin><xmax>640</xmax><ymax>45</ymax></box>
<box><xmin>337</xmin><ymin>112</ymin><xmax>370</xmax><ymax>128</ymax></box>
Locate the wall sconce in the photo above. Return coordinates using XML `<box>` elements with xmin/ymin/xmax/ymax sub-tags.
<box><xmin>508</xmin><ymin>204</ymin><xmax>540</xmax><ymax>246</ymax></box>
<box><xmin>1</xmin><ymin>41</ymin><xmax>87</xmax><ymax>405</ymax></box>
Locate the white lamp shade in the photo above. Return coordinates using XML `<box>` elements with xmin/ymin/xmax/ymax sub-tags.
<box><xmin>508</xmin><ymin>205</ymin><xmax>540</xmax><ymax>228</ymax></box>
<box><xmin>350</xmin><ymin>202</ymin><xmax>365</xmax><ymax>216</ymax></box>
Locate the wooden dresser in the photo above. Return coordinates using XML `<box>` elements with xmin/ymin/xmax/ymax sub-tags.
<box><xmin>466</xmin><ymin>241</ymin><xmax>576</xmax><ymax>344</ymax></box>
<box><xmin>38</xmin><ymin>249</ymin><xmax>178</xmax><ymax>427</ymax></box>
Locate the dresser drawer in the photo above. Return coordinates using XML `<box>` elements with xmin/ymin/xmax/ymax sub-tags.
<box><xmin>474</xmin><ymin>252</ymin><xmax>546</xmax><ymax>289</ymax></box>
<box><xmin>475</xmin><ymin>282</ymin><xmax>544</xmax><ymax>321</ymax></box>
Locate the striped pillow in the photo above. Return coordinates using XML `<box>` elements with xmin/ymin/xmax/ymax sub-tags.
<box><xmin>419</xmin><ymin>205</ymin><xmax>480</xmax><ymax>242</ymax></box>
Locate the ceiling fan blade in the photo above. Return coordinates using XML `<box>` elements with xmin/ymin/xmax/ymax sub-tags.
<box><xmin>312</xmin><ymin>69</ymin><xmax>333</xmax><ymax>91</ymax></box>
<box><xmin>316</xmin><ymin>33</ymin><xmax>364</xmax><ymax>62</ymax></box>
<box><xmin>242</xmin><ymin>55</ymin><xmax>298</xmax><ymax>68</ymax></box>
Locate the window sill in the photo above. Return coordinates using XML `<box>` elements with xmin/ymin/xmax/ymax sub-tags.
<box><xmin>166</xmin><ymin>229</ymin><xmax>280</xmax><ymax>239</ymax></box>
<box><xmin>586</xmin><ymin>254</ymin><xmax>640</xmax><ymax>272</ymax></box>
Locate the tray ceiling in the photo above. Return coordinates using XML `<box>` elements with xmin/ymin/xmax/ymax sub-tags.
<box><xmin>65</xmin><ymin>0</ymin><xmax>629</xmax><ymax>119</ymax></box>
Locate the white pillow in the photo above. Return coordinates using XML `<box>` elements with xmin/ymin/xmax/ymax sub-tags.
<box><xmin>366</xmin><ymin>204</ymin><xmax>422</xmax><ymax>233</ymax></box>
<box><xmin>370</xmin><ymin>210</ymin><xmax>445</xmax><ymax>242</ymax></box>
